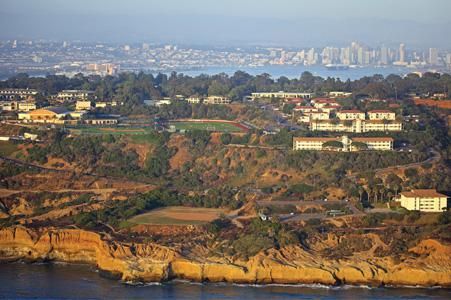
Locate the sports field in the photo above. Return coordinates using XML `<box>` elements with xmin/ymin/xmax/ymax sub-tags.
<box><xmin>0</xmin><ymin>141</ymin><xmax>18</xmax><ymax>156</ymax></box>
<box><xmin>128</xmin><ymin>206</ymin><xmax>225</xmax><ymax>225</ymax></box>
<box><xmin>169</xmin><ymin>121</ymin><xmax>246</xmax><ymax>132</ymax></box>
<box><xmin>69</xmin><ymin>126</ymin><xmax>154</xmax><ymax>135</ymax></box>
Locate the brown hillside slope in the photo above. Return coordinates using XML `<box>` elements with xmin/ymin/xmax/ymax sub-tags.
<box><xmin>0</xmin><ymin>226</ymin><xmax>450</xmax><ymax>287</ymax></box>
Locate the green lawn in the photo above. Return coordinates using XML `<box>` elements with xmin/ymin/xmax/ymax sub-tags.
<box><xmin>128</xmin><ymin>206</ymin><xmax>224</xmax><ymax>226</ymax></box>
<box><xmin>69</xmin><ymin>126</ymin><xmax>155</xmax><ymax>136</ymax></box>
<box><xmin>129</xmin><ymin>132</ymin><xmax>160</xmax><ymax>144</ymax></box>
<box><xmin>0</xmin><ymin>141</ymin><xmax>18</xmax><ymax>156</ymax></box>
<box><xmin>170</xmin><ymin>121</ymin><xmax>243</xmax><ymax>132</ymax></box>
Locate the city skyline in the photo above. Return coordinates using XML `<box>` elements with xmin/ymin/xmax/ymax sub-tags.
<box><xmin>1</xmin><ymin>38</ymin><xmax>450</xmax><ymax>80</ymax></box>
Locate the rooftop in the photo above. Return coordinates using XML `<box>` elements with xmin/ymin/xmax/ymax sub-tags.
<box><xmin>353</xmin><ymin>137</ymin><xmax>394</xmax><ymax>142</ymax></box>
<box><xmin>400</xmin><ymin>189</ymin><xmax>448</xmax><ymax>198</ymax></box>
<box><xmin>368</xmin><ymin>110</ymin><xmax>394</xmax><ymax>113</ymax></box>
<box><xmin>293</xmin><ymin>137</ymin><xmax>339</xmax><ymax>142</ymax></box>
<box><xmin>338</xmin><ymin>110</ymin><xmax>364</xmax><ymax>113</ymax></box>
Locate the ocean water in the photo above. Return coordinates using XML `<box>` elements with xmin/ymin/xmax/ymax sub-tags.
<box><xmin>0</xmin><ymin>263</ymin><xmax>449</xmax><ymax>299</ymax></box>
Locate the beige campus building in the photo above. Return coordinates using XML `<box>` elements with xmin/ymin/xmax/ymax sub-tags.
<box><xmin>336</xmin><ymin>110</ymin><xmax>366</xmax><ymax>120</ymax></box>
<box><xmin>293</xmin><ymin>135</ymin><xmax>393</xmax><ymax>151</ymax></box>
<box><xmin>0</xmin><ymin>101</ymin><xmax>36</xmax><ymax>112</ymax></box>
<box><xmin>368</xmin><ymin>110</ymin><xmax>396</xmax><ymax>120</ymax></box>
<box><xmin>310</xmin><ymin>119</ymin><xmax>402</xmax><ymax>133</ymax></box>
<box><xmin>398</xmin><ymin>189</ymin><xmax>448</xmax><ymax>212</ymax></box>
<box><xmin>75</xmin><ymin>100</ymin><xmax>93</xmax><ymax>110</ymax></box>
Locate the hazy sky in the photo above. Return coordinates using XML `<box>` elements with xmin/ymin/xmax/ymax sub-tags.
<box><xmin>1</xmin><ymin>0</ymin><xmax>450</xmax><ymax>47</ymax></box>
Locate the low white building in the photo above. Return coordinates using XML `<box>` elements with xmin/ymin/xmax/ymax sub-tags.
<box><xmin>144</xmin><ymin>99</ymin><xmax>172</xmax><ymax>107</ymax></box>
<box><xmin>84</xmin><ymin>118</ymin><xmax>118</xmax><ymax>125</ymax></box>
<box><xmin>57</xmin><ymin>90</ymin><xmax>94</xmax><ymax>101</ymax></box>
<box><xmin>95</xmin><ymin>101</ymin><xmax>118</xmax><ymax>108</ymax></box>
<box><xmin>75</xmin><ymin>100</ymin><xmax>93</xmax><ymax>111</ymax></box>
<box><xmin>398</xmin><ymin>189</ymin><xmax>448</xmax><ymax>212</ymax></box>
<box><xmin>187</xmin><ymin>97</ymin><xmax>201</xmax><ymax>104</ymax></box>
<box><xmin>327</xmin><ymin>91</ymin><xmax>352</xmax><ymax>98</ymax></box>
<box><xmin>251</xmin><ymin>91</ymin><xmax>313</xmax><ymax>100</ymax></box>
<box><xmin>203</xmin><ymin>96</ymin><xmax>231</xmax><ymax>105</ymax></box>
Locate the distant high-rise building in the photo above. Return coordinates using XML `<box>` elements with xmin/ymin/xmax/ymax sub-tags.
<box><xmin>399</xmin><ymin>43</ymin><xmax>405</xmax><ymax>63</ymax></box>
<box><xmin>380</xmin><ymin>46</ymin><xmax>388</xmax><ymax>64</ymax></box>
<box><xmin>124</xmin><ymin>45</ymin><xmax>131</xmax><ymax>52</ymax></box>
<box><xmin>142</xmin><ymin>43</ymin><xmax>150</xmax><ymax>50</ymax></box>
<box><xmin>306</xmin><ymin>48</ymin><xmax>316</xmax><ymax>65</ymax></box>
<box><xmin>446</xmin><ymin>53</ymin><xmax>451</xmax><ymax>66</ymax></box>
<box><xmin>429</xmin><ymin>48</ymin><xmax>438</xmax><ymax>65</ymax></box>
<box><xmin>357</xmin><ymin>47</ymin><xmax>364</xmax><ymax>65</ymax></box>
<box><xmin>63</xmin><ymin>41</ymin><xmax>68</xmax><ymax>48</ymax></box>
<box><xmin>341</xmin><ymin>47</ymin><xmax>351</xmax><ymax>65</ymax></box>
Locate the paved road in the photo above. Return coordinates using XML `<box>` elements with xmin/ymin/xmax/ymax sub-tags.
<box><xmin>257</xmin><ymin>199</ymin><xmax>345</xmax><ymax>206</ymax></box>
<box><xmin>226</xmin><ymin>144</ymin><xmax>287</xmax><ymax>150</ymax></box>
<box><xmin>257</xmin><ymin>199</ymin><xmax>365</xmax><ymax>222</ymax></box>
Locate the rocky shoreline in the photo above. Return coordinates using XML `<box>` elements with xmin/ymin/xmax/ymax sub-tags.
<box><xmin>0</xmin><ymin>226</ymin><xmax>450</xmax><ymax>288</ymax></box>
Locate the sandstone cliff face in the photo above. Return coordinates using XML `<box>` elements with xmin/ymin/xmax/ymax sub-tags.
<box><xmin>0</xmin><ymin>226</ymin><xmax>450</xmax><ymax>287</ymax></box>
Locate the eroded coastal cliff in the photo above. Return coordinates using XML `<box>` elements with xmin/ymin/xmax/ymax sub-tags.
<box><xmin>0</xmin><ymin>226</ymin><xmax>450</xmax><ymax>287</ymax></box>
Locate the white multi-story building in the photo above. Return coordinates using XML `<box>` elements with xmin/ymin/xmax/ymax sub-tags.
<box><xmin>398</xmin><ymin>189</ymin><xmax>448</xmax><ymax>212</ymax></box>
<box><xmin>312</xmin><ymin>98</ymin><xmax>341</xmax><ymax>109</ymax></box>
<box><xmin>336</xmin><ymin>110</ymin><xmax>366</xmax><ymax>120</ymax></box>
<box><xmin>57</xmin><ymin>90</ymin><xmax>94</xmax><ymax>101</ymax></box>
<box><xmin>0</xmin><ymin>88</ymin><xmax>38</xmax><ymax>100</ymax></box>
<box><xmin>75</xmin><ymin>101</ymin><xmax>93</xmax><ymax>111</ymax></box>
<box><xmin>298</xmin><ymin>111</ymin><xmax>330</xmax><ymax>123</ymax></box>
<box><xmin>0</xmin><ymin>101</ymin><xmax>36</xmax><ymax>112</ymax></box>
<box><xmin>251</xmin><ymin>91</ymin><xmax>313</xmax><ymax>100</ymax></box>
<box><xmin>310</xmin><ymin>119</ymin><xmax>402</xmax><ymax>133</ymax></box>
<box><xmin>293</xmin><ymin>135</ymin><xmax>393</xmax><ymax>151</ymax></box>
<box><xmin>368</xmin><ymin>110</ymin><xmax>396</xmax><ymax>120</ymax></box>
<box><xmin>293</xmin><ymin>106</ymin><xmax>319</xmax><ymax>113</ymax></box>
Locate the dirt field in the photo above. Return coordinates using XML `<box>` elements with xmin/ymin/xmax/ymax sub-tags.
<box><xmin>128</xmin><ymin>206</ymin><xmax>225</xmax><ymax>225</ymax></box>
<box><xmin>413</xmin><ymin>99</ymin><xmax>451</xmax><ymax>109</ymax></box>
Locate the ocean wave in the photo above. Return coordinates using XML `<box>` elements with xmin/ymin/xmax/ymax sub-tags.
<box><xmin>122</xmin><ymin>280</ymin><xmax>162</xmax><ymax>287</ymax></box>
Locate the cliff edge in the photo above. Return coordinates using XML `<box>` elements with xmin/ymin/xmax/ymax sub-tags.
<box><xmin>0</xmin><ymin>226</ymin><xmax>450</xmax><ymax>287</ymax></box>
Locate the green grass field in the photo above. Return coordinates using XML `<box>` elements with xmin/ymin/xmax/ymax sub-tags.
<box><xmin>69</xmin><ymin>126</ymin><xmax>154</xmax><ymax>136</ymax></box>
<box><xmin>170</xmin><ymin>121</ymin><xmax>243</xmax><ymax>132</ymax></box>
<box><xmin>0</xmin><ymin>141</ymin><xmax>18</xmax><ymax>156</ymax></box>
<box><xmin>128</xmin><ymin>206</ymin><xmax>225</xmax><ymax>226</ymax></box>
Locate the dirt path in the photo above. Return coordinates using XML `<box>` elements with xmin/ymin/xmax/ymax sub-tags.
<box><xmin>0</xmin><ymin>186</ymin><xmax>153</xmax><ymax>198</ymax></box>
<box><xmin>0</xmin><ymin>155</ymin><xmax>153</xmax><ymax>185</ymax></box>
<box><xmin>346</xmin><ymin>149</ymin><xmax>441</xmax><ymax>180</ymax></box>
